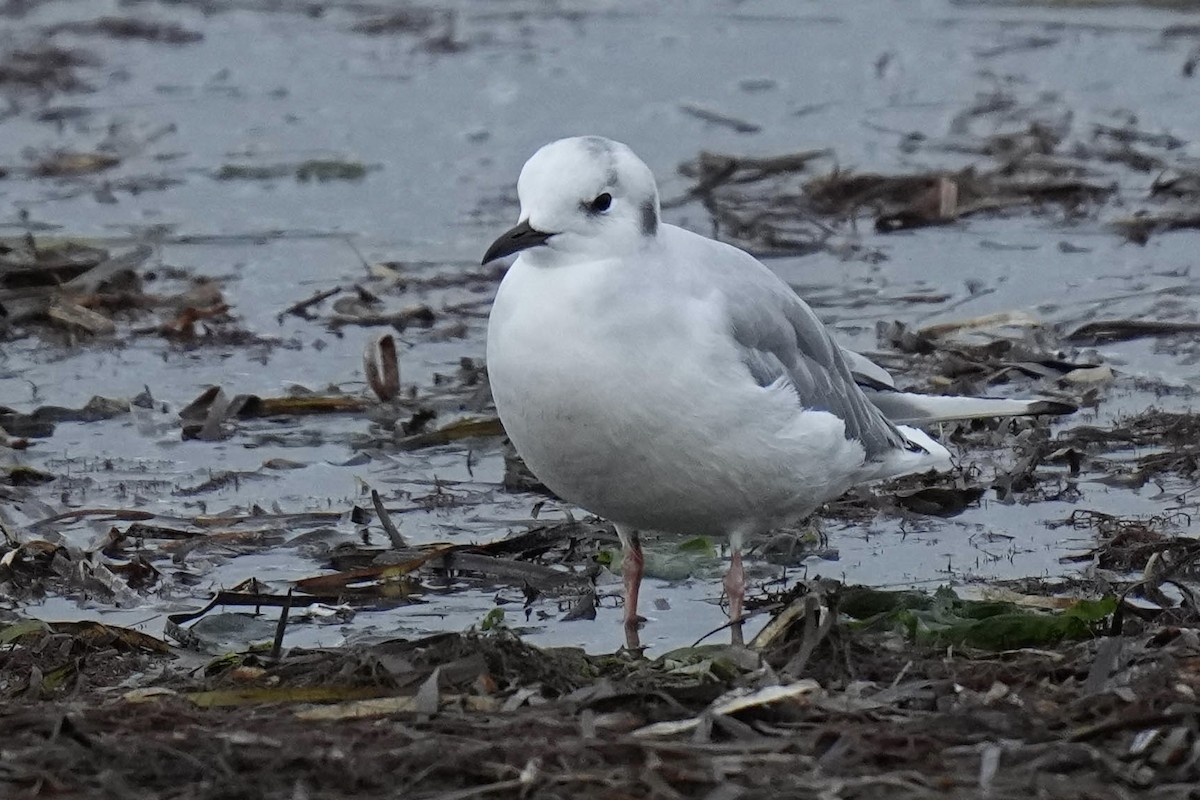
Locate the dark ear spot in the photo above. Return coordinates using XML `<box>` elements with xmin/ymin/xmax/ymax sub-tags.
<box><xmin>640</xmin><ymin>200</ymin><xmax>658</xmax><ymax>236</ymax></box>
<box><xmin>580</xmin><ymin>136</ymin><xmax>615</xmax><ymax>157</ymax></box>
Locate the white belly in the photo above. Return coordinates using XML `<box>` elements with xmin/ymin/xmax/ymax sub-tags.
<box><xmin>485</xmin><ymin>258</ymin><xmax>867</xmax><ymax>537</ymax></box>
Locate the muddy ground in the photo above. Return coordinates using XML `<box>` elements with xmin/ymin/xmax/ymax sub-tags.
<box><xmin>4</xmin><ymin>0</ymin><xmax>1200</xmax><ymax>797</ymax></box>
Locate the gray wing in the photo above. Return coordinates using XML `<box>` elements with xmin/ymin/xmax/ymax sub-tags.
<box><xmin>719</xmin><ymin>269</ymin><xmax>916</xmax><ymax>460</ymax></box>
<box><xmin>841</xmin><ymin>347</ymin><xmax>897</xmax><ymax>391</ymax></box>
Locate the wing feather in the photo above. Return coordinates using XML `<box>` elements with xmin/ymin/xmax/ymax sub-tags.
<box><xmin>720</xmin><ymin>273</ymin><xmax>915</xmax><ymax>459</ymax></box>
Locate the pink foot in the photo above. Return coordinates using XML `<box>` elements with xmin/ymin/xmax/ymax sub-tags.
<box><xmin>622</xmin><ymin>539</ymin><xmax>645</xmax><ymax>650</ymax></box>
<box><xmin>724</xmin><ymin>548</ymin><xmax>745</xmax><ymax>647</ymax></box>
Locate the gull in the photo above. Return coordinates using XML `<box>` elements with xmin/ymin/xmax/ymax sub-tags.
<box><xmin>483</xmin><ymin>136</ymin><xmax>1072</xmax><ymax>649</ymax></box>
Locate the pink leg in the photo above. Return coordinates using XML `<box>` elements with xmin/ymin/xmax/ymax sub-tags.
<box><xmin>724</xmin><ymin>547</ymin><xmax>745</xmax><ymax>647</ymax></box>
<box><xmin>619</xmin><ymin>527</ymin><xmax>645</xmax><ymax>650</ymax></box>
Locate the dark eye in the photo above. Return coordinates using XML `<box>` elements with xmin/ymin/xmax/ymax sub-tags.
<box><xmin>589</xmin><ymin>192</ymin><xmax>612</xmax><ymax>213</ymax></box>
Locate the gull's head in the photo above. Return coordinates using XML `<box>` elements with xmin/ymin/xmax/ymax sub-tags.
<box><xmin>482</xmin><ymin>136</ymin><xmax>660</xmax><ymax>267</ymax></box>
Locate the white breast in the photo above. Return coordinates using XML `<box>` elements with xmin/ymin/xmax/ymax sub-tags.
<box><xmin>486</xmin><ymin>254</ymin><xmax>870</xmax><ymax>538</ymax></box>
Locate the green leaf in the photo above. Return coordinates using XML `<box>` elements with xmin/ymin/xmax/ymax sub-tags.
<box><xmin>0</xmin><ymin>619</ymin><xmax>50</xmax><ymax>644</ymax></box>
<box><xmin>956</xmin><ymin>601</ymin><xmax>1022</xmax><ymax>620</ymax></box>
<box><xmin>840</xmin><ymin>586</ymin><xmax>1116</xmax><ymax>650</ymax></box>
<box><xmin>841</xmin><ymin>586</ymin><xmax>934</xmax><ymax>619</ymax></box>
<box><xmin>40</xmin><ymin>662</ymin><xmax>76</xmax><ymax>692</ymax></box>
<box><xmin>1064</xmin><ymin>596</ymin><xmax>1118</xmax><ymax>622</ymax></box>
<box><xmin>656</xmin><ymin>645</ymin><xmax>751</xmax><ymax>680</ymax></box>
<box><xmin>676</xmin><ymin>536</ymin><xmax>717</xmax><ymax>556</ymax></box>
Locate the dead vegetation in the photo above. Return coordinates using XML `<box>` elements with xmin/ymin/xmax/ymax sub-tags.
<box><xmin>45</xmin><ymin>16</ymin><xmax>203</xmax><ymax>45</ymax></box>
<box><xmin>0</xmin><ymin>42</ymin><xmax>96</xmax><ymax>97</ymax></box>
<box><xmin>0</xmin><ymin>237</ymin><xmax>235</xmax><ymax>341</ymax></box>
<box><xmin>677</xmin><ymin>91</ymin><xmax>1199</xmax><ymax>255</ymax></box>
<box><xmin>6</xmin><ymin>569</ymin><xmax>1200</xmax><ymax>798</ymax></box>
<box><xmin>3</xmin><ymin>4</ymin><xmax>1200</xmax><ymax>797</ymax></box>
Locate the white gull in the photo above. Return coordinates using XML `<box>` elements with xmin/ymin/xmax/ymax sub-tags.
<box><xmin>483</xmin><ymin>136</ymin><xmax>1071</xmax><ymax>648</ymax></box>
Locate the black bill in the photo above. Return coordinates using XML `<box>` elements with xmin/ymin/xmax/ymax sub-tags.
<box><xmin>482</xmin><ymin>219</ymin><xmax>553</xmax><ymax>265</ymax></box>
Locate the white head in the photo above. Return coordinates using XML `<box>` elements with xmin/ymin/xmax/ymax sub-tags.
<box><xmin>482</xmin><ymin>136</ymin><xmax>661</xmax><ymax>267</ymax></box>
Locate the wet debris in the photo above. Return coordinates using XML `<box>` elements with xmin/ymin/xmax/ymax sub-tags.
<box><xmin>760</xmin><ymin>582</ymin><xmax>1117</xmax><ymax>665</ymax></box>
<box><xmin>9</xmin><ymin>576</ymin><xmax>1200</xmax><ymax>798</ymax></box>
<box><xmin>679</xmin><ymin>89</ymin><xmax>1200</xmax><ymax>253</ymax></box>
<box><xmin>872</xmin><ymin>311</ymin><xmax>1098</xmax><ymax>402</ymax></box>
<box><xmin>678</xmin><ymin>103</ymin><xmax>762</xmax><ymax>134</ymax></box>
<box><xmin>179</xmin><ymin>385</ymin><xmax>371</xmax><ymax>441</ymax></box>
<box><xmin>261</xmin><ymin>261</ymin><xmax>499</xmax><ymax>381</ymax></box>
<box><xmin>503</xmin><ymin>440</ymin><xmax>551</xmax><ymax>495</ymax></box>
<box><xmin>3</xmin><ymin>532</ymin><xmax>146</xmax><ymax>609</ymax></box>
<box><xmin>165</xmin><ymin>587</ymin><xmax>349</xmax><ymax>653</ymax></box>
<box><xmin>1093</xmin><ymin>123</ymin><xmax>1185</xmax><ymax>152</ymax></box>
<box><xmin>827</xmin><ymin>408</ymin><xmax>1200</xmax><ymax>517</ymax></box>
<box><xmin>329</xmin><ymin>296</ymin><xmax>436</xmax><ymax>330</ymax></box>
<box><xmin>0</xmin><ymin>237</ymin><xmax>242</xmax><ymax>344</ymax></box>
<box><xmin>672</xmin><ymin>147</ymin><xmax>831</xmax><ymax>204</ymax></box>
<box><xmin>1</xmin><ymin>237</ymin><xmax>114</xmax><ymax>291</ymax></box>
<box><xmin>391</xmin><ymin>415</ymin><xmax>503</xmax><ymax>450</ymax></box>
<box><xmin>0</xmin><ymin>618</ymin><xmax>171</xmax><ymax>698</ymax></box>
<box><xmin>29</xmin><ymin>150</ymin><xmax>120</xmax><ymax>177</ymax></box>
<box><xmin>370</xmin><ymin>488</ymin><xmax>406</xmax><ymax>548</ymax></box>
<box><xmin>214</xmin><ymin>159</ymin><xmax>374</xmax><ymax>183</ymax></box>
<box><xmin>1057</xmin><ymin>409</ymin><xmax>1200</xmax><ymax>482</ymax></box>
<box><xmin>1066</xmin><ymin>319</ymin><xmax>1200</xmax><ymax>346</ymax></box>
<box><xmin>680</xmin><ymin>149</ymin><xmax>1114</xmax><ymax>255</ymax></box>
<box><xmin>1060</xmin><ymin>510</ymin><xmax>1188</xmax><ymax>573</ymax></box>
<box><xmin>0</xmin><ymin>395</ymin><xmax>131</xmax><ymax>439</ymax></box>
<box><xmin>633</xmin><ymin>680</ymin><xmax>821</xmax><ymax>737</ymax></box>
<box><xmin>275</xmin><ymin>284</ymin><xmax>340</xmax><ymax>322</ymax></box>
<box><xmin>890</xmin><ymin>483</ymin><xmax>986</xmax><ymax>516</ymax></box>
<box><xmin>295</xmin><ymin>519</ymin><xmax>608</xmax><ymax>614</ymax></box>
<box><xmin>1</xmin><ymin>501</ymin><xmax>374</xmax><ymax>629</ymax></box>
<box><xmin>1151</xmin><ymin>167</ymin><xmax>1200</xmax><ymax>200</ymax></box>
<box><xmin>172</xmin><ymin>343</ymin><xmax>488</xmax><ymax>448</ymax></box>
<box><xmin>0</xmin><ymin>426</ymin><xmax>30</xmax><ymax>450</ymax></box>
<box><xmin>2</xmin><ymin>8</ymin><xmax>1200</xmax><ymax>796</ymax></box>
<box><xmin>349</xmin><ymin>7</ymin><xmax>466</xmax><ymax>53</ymax></box>
<box><xmin>1113</xmin><ymin>208</ymin><xmax>1200</xmax><ymax>245</ymax></box>
<box><xmin>0</xmin><ymin>465</ymin><xmax>54</xmax><ymax>486</ymax></box>
<box><xmin>363</xmin><ymin>332</ymin><xmax>401</xmax><ymax>402</ymax></box>
<box><xmin>46</xmin><ymin>16</ymin><xmax>203</xmax><ymax>45</ymax></box>
<box><xmin>0</xmin><ymin>42</ymin><xmax>96</xmax><ymax>98</ymax></box>
<box><xmin>349</xmin><ymin>7</ymin><xmax>441</xmax><ymax>36</ymax></box>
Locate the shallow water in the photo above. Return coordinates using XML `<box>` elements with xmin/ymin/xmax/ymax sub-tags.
<box><xmin>2</xmin><ymin>0</ymin><xmax>1199</xmax><ymax>653</ymax></box>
